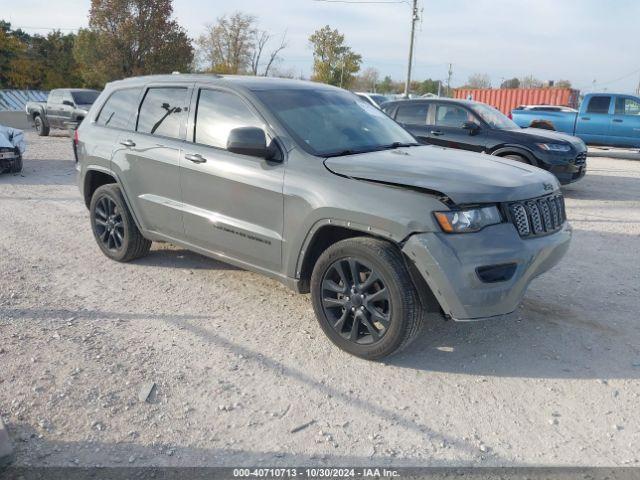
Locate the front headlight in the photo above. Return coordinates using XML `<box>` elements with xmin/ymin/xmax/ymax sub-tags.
<box><xmin>536</xmin><ymin>143</ymin><xmax>571</xmax><ymax>152</ymax></box>
<box><xmin>434</xmin><ymin>206</ymin><xmax>502</xmax><ymax>234</ymax></box>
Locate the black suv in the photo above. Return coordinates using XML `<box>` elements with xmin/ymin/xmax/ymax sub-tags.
<box><xmin>382</xmin><ymin>98</ymin><xmax>587</xmax><ymax>184</ymax></box>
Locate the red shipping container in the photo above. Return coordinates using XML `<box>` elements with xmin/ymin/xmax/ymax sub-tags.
<box><xmin>453</xmin><ymin>88</ymin><xmax>580</xmax><ymax>115</ymax></box>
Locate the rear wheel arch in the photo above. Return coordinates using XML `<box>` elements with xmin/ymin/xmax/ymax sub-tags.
<box><xmin>83</xmin><ymin>169</ymin><xmax>118</xmax><ymax>208</ymax></box>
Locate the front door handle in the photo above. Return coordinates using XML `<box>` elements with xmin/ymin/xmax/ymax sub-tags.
<box><xmin>185</xmin><ymin>153</ymin><xmax>207</xmax><ymax>164</ymax></box>
<box><xmin>120</xmin><ymin>139</ymin><xmax>136</xmax><ymax>147</ymax></box>
<box><xmin>430</xmin><ymin>130</ymin><xmax>444</xmax><ymax>136</ymax></box>
<box><xmin>581</xmin><ymin>117</ymin><xmax>590</xmax><ymax>121</ymax></box>
<box><xmin>613</xmin><ymin>118</ymin><xmax>623</xmax><ymax>123</ymax></box>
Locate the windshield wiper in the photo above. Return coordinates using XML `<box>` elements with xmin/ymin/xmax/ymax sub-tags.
<box><xmin>323</xmin><ymin>148</ymin><xmax>373</xmax><ymax>158</ymax></box>
<box><xmin>323</xmin><ymin>142</ymin><xmax>420</xmax><ymax>158</ymax></box>
<box><xmin>376</xmin><ymin>141</ymin><xmax>420</xmax><ymax>150</ymax></box>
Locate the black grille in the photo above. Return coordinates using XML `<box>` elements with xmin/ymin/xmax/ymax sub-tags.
<box><xmin>508</xmin><ymin>193</ymin><xmax>566</xmax><ymax>237</ymax></box>
<box><xmin>575</xmin><ymin>152</ymin><xmax>587</xmax><ymax>165</ymax></box>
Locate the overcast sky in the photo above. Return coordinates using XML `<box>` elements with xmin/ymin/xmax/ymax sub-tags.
<box><xmin>5</xmin><ymin>0</ymin><xmax>640</xmax><ymax>92</ymax></box>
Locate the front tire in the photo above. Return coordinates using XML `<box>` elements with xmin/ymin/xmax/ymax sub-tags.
<box><xmin>34</xmin><ymin>115</ymin><xmax>50</xmax><ymax>136</ymax></box>
<box><xmin>90</xmin><ymin>184</ymin><xmax>151</xmax><ymax>262</ymax></box>
<box><xmin>310</xmin><ymin>237</ymin><xmax>424</xmax><ymax>360</ymax></box>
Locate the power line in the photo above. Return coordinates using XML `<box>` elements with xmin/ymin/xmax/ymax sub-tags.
<box><xmin>577</xmin><ymin>67</ymin><xmax>640</xmax><ymax>90</ymax></box>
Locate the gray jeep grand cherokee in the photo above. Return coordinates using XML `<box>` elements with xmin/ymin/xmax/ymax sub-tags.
<box><xmin>76</xmin><ymin>74</ymin><xmax>571</xmax><ymax>359</ymax></box>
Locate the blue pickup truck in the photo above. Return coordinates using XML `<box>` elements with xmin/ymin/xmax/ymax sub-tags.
<box><xmin>512</xmin><ymin>93</ymin><xmax>640</xmax><ymax>148</ymax></box>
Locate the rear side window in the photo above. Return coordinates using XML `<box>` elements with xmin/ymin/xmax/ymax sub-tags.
<box><xmin>435</xmin><ymin>104</ymin><xmax>473</xmax><ymax>127</ymax></box>
<box><xmin>194</xmin><ymin>89</ymin><xmax>262</xmax><ymax>149</ymax></box>
<box><xmin>586</xmin><ymin>96</ymin><xmax>611</xmax><ymax>114</ymax></box>
<box><xmin>137</xmin><ymin>87</ymin><xmax>189</xmax><ymax>139</ymax></box>
<box><xmin>96</xmin><ymin>88</ymin><xmax>141</xmax><ymax>130</ymax></box>
<box><xmin>615</xmin><ymin>97</ymin><xmax>640</xmax><ymax>116</ymax></box>
<box><xmin>395</xmin><ymin>103</ymin><xmax>428</xmax><ymax>125</ymax></box>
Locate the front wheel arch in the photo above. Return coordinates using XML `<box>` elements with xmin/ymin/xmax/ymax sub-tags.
<box><xmin>491</xmin><ymin>147</ymin><xmax>538</xmax><ymax>166</ymax></box>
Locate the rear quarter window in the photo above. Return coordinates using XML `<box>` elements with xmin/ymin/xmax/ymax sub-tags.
<box><xmin>95</xmin><ymin>88</ymin><xmax>142</xmax><ymax>130</ymax></box>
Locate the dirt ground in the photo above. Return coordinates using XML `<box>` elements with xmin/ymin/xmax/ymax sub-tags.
<box><xmin>1</xmin><ymin>131</ymin><xmax>639</xmax><ymax>467</ymax></box>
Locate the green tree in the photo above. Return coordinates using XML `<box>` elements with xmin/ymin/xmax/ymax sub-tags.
<box><xmin>500</xmin><ymin>77</ymin><xmax>520</xmax><ymax>89</ymax></box>
<box><xmin>73</xmin><ymin>29</ymin><xmax>109</xmax><ymax>88</ymax></box>
<box><xmin>74</xmin><ymin>0</ymin><xmax>193</xmax><ymax>86</ymax></box>
<box><xmin>416</xmin><ymin>78</ymin><xmax>440</xmax><ymax>95</ymax></box>
<box><xmin>378</xmin><ymin>75</ymin><xmax>393</xmax><ymax>94</ymax></box>
<box><xmin>309</xmin><ymin>25</ymin><xmax>361</xmax><ymax>89</ymax></box>
<box><xmin>32</xmin><ymin>31</ymin><xmax>83</xmax><ymax>89</ymax></box>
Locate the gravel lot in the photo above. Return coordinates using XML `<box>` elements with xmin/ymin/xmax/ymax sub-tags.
<box><xmin>1</xmin><ymin>131</ymin><xmax>639</xmax><ymax>467</ymax></box>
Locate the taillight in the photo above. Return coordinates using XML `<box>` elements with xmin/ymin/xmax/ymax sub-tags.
<box><xmin>73</xmin><ymin>129</ymin><xmax>79</xmax><ymax>146</ymax></box>
<box><xmin>508</xmin><ymin>112</ymin><xmax>513</xmax><ymax>119</ymax></box>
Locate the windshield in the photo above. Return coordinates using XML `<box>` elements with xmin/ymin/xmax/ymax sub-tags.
<box><xmin>254</xmin><ymin>88</ymin><xmax>417</xmax><ymax>157</ymax></box>
<box><xmin>471</xmin><ymin>103</ymin><xmax>519</xmax><ymax>130</ymax></box>
<box><xmin>71</xmin><ymin>90</ymin><xmax>100</xmax><ymax>105</ymax></box>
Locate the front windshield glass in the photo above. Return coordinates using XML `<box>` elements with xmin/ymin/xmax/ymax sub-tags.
<box><xmin>254</xmin><ymin>88</ymin><xmax>417</xmax><ymax>156</ymax></box>
<box><xmin>471</xmin><ymin>103</ymin><xmax>519</xmax><ymax>130</ymax></box>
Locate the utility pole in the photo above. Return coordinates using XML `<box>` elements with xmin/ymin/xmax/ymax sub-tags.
<box><xmin>636</xmin><ymin>74</ymin><xmax>640</xmax><ymax>95</ymax></box>
<box><xmin>403</xmin><ymin>0</ymin><xmax>419</xmax><ymax>98</ymax></box>
<box><xmin>446</xmin><ymin>63</ymin><xmax>453</xmax><ymax>97</ymax></box>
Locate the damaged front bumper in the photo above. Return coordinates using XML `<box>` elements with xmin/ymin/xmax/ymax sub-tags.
<box><xmin>403</xmin><ymin>222</ymin><xmax>571</xmax><ymax>321</ymax></box>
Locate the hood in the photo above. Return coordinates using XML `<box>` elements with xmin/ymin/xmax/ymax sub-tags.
<box><xmin>0</xmin><ymin>125</ymin><xmax>26</xmax><ymax>154</ymax></box>
<box><xmin>513</xmin><ymin>127</ymin><xmax>586</xmax><ymax>149</ymax></box>
<box><xmin>324</xmin><ymin>145</ymin><xmax>560</xmax><ymax>205</ymax></box>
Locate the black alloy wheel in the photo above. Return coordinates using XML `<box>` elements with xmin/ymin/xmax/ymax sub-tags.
<box><xmin>321</xmin><ymin>257</ymin><xmax>392</xmax><ymax>344</ymax></box>
<box><xmin>94</xmin><ymin>196</ymin><xmax>125</xmax><ymax>252</ymax></box>
<box><xmin>311</xmin><ymin>237</ymin><xmax>425</xmax><ymax>360</ymax></box>
<box><xmin>89</xmin><ymin>184</ymin><xmax>151</xmax><ymax>262</ymax></box>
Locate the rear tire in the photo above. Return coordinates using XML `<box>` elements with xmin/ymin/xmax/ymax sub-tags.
<box><xmin>90</xmin><ymin>184</ymin><xmax>151</xmax><ymax>262</ymax></box>
<box><xmin>310</xmin><ymin>237</ymin><xmax>424</xmax><ymax>360</ymax></box>
<box><xmin>34</xmin><ymin>115</ymin><xmax>50</xmax><ymax>136</ymax></box>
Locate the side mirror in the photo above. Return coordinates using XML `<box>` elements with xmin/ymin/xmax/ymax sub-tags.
<box><xmin>462</xmin><ymin>121</ymin><xmax>480</xmax><ymax>134</ymax></box>
<box><xmin>227</xmin><ymin>127</ymin><xmax>276</xmax><ymax>160</ymax></box>
<box><xmin>62</xmin><ymin>100</ymin><xmax>75</xmax><ymax>107</ymax></box>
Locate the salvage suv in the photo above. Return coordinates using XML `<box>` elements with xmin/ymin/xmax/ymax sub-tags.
<box><xmin>76</xmin><ymin>75</ymin><xmax>571</xmax><ymax>359</ymax></box>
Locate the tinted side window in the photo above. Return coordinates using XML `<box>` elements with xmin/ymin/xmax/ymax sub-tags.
<box><xmin>395</xmin><ymin>103</ymin><xmax>428</xmax><ymax>125</ymax></box>
<box><xmin>194</xmin><ymin>89</ymin><xmax>262</xmax><ymax>149</ymax></box>
<box><xmin>586</xmin><ymin>96</ymin><xmax>611</xmax><ymax>114</ymax></box>
<box><xmin>137</xmin><ymin>87</ymin><xmax>189</xmax><ymax>139</ymax></box>
<box><xmin>615</xmin><ymin>97</ymin><xmax>640</xmax><ymax>115</ymax></box>
<box><xmin>96</xmin><ymin>88</ymin><xmax>142</xmax><ymax>130</ymax></box>
<box><xmin>436</xmin><ymin>105</ymin><xmax>472</xmax><ymax>127</ymax></box>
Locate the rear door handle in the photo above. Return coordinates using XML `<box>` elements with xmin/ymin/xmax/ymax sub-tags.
<box><xmin>185</xmin><ymin>153</ymin><xmax>207</xmax><ymax>164</ymax></box>
<box><xmin>613</xmin><ymin>119</ymin><xmax>623</xmax><ymax>123</ymax></box>
<box><xmin>430</xmin><ymin>130</ymin><xmax>444</xmax><ymax>136</ymax></box>
<box><xmin>120</xmin><ymin>139</ymin><xmax>136</xmax><ymax>147</ymax></box>
<box><xmin>581</xmin><ymin>117</ymin><xmax>590</xmax><ymax>121</ymax></box>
